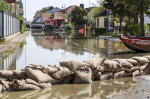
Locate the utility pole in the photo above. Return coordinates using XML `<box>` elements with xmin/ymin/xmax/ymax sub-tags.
<box><xmin>89</xmin><ymin>0</ymin><xmax>91</xmax><ymax>27</ymax></box>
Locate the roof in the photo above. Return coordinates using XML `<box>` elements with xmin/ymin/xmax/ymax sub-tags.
<box><xmin>34</xmin><ymin>11</ymin><xmax>42</xmax><ymax>18</ymax></box>
<box><xmin>95</xmin><ymin>9</ymin><xmax>108</xmax><ymax>17</ymax></box>
<box><xmin>54</xmin><ymin>12</ymin><xmax>64</xmax><ymax>19</ymax></box>
<box><xmin>47</xmin><ymin>7</ymin><xmax>61</xmax><ymax>13</ymax></box>
<box><xmin>41</xmin><ymin>13</ymin><xmax>53</xmax><ymax>22</ymax></box>
<box><xmin>85</xmin><ymin>7</ymin><xmax>94</xmax><ymax>12</ymax></box>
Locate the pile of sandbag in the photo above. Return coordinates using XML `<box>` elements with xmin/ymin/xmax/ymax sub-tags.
<box><xmin>0</xmin><ymin>55</ymin><xmax>150</xmax><ymax>92</ymax></box>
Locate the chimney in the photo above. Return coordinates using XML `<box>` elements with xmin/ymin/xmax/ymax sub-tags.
<box><xmin>80</xmin><ymin>4</ymin><xmax>84</xmax><ymax>9</ymax></box>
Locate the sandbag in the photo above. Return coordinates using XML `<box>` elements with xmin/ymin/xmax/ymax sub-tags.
<box><xmin>74</xmin><ymin>67</ymin><xmax>92</xmax><ymax>84</ymax></box>
<box><xmin>100</xmin><ymin>72</ymin><xmax>113</xmax><ymax>80</ymax></box>
<box><xmin>45</xmin><ymin>65</ymin><xmax>60</xmax><ymax>75</ymax></box>
<box><xmin>127</xmin><ymin>59</ymin><xmax>138</xmax><ymax>66</ymax></box>
<box><xmin>132</xmin><ymin>70</ymin><xmax>140</xmax><ymax>77</ymax></box>
<box><xmin>94</xmin><ymin>72</ymin><xmax>102</xmax><ymax>80</ymax></box>
<box><xmin>0</xmin><ymin>78</ymin><xmax>12</xmax><ymax>92</ymax></box>
<box><xmin>131</xmin><ymin>57</ymin><xmax>149</xmax><ymax>65</ymax></box>
<box><xmin>26</xmin><ymin>78</ymin><xmax>51</xmax><ymax>89</ymax></box>
<box><xmin>27</xmin><ymin>64</ymin><xmax>45</xmax><ymax>71</ymax></box>
<box><xmin>62</xmin><ymin>75</ymin><xmax>74</xmax><ymax>84</ymax></box>
<box><xmin>60</xmin><ymin>60</ymin><xmax>86</xmax><ymax>71</ymax></box>
<box><xmin>140</xmin><ymin>63</ymin><xmax>149</xmax><ymax>70</ymax></box>
<box><xmin>84</xmin><ymin>58</ymin><xmax>105</xmax><ymax>69</ymax></box>
<box><xmin>13</xmin><ymin>70</ymin><xmax>27</xmax><ymax>79</ymax></box>
<box><xmin>122</xmin><ymin>67</ymin><xmax>131</xmax><ymax>73</ymax></box>
<box><xmin>131</xmin><ymin>67</ymin><xmax>139</xmax><ymax>72</ymax></box>
<box><xmin>95</xmin><ymin>66</ymin><xmax>105</xmax><ymax>73</ymax></box>
<box><xmin>103</xmin><ymin>60</ymin><xmax>121</xmax><ymax>70</ymax></box>
<box><xmin>25</xmin><ymin>67</ymin><xmax>53</xmax><ymax>83</ymax></box>
<box><xmin>114</xmin><ymin>71</ymin><xmax>125</xmax><ymax>78</ymax></box>
<box><xmin>0</xmin><ymin>84</ymin><xmax>2</xmax><ymax>92</ymax></box>
<box><xmin>0</xmin><ymin>71</ymin><xmax>13</xmax><ymax>78</ymax></box>
<box><xmin>144</xmin><ymin>55</ymin><xmax>150</xmax><ymax>61</ymax></box>
<box><xmin>13</xmin><ymin>79</ymin><xmax>40</xmax><ymax>91</ymax></box>
<box><xmin>113</xmin><ymin>59</ymin><xmax>133</xmax><ymax>68</ymax></box>
<box><xmin>53</xmin><ymin>67</ymin><xmax>74</xmax><ymax>79</ymax></box>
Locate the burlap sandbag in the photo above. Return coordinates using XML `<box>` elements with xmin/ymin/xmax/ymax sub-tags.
<box><xmin>95</xmin><ymin>66</ymin><xmax>105</xmax><ymax>73</ymax></box>
<box><xmin>74</xmin><ymin>67</ymin><xmax>92</xmax><ymax>84</ymax></box>
<box><xmin>122</xmin><ymin>67</ymin><xmax>131</xmax><ymax>73</ymax></box>
<box><xmin>132</xmin><ymin>70</ymin><xmax>140</xmax><ymax>77</ymax></box>
<box><xmin>62</xmin><ymin>75</ymin><xmax>74</xmax><ymax>84</ymax></box>
<box><xmin>45</xmin><ymin>65</ymin><xmax>60</xmax><ymax>75</ymax></box>
<box><xmin>0</xmin><ymin>78</ymin><xmax>12</xmax><ymax>92</ymax></box>
<box><xmin>25</xmin><ymin>67</ymin><xmax>53</xmax><ymax>83</ymax></box>
<box><xmin>131</xmin><ymin>67</ymin><xmax>139</xmax><ymax>72</ymax></box>
<box><xmin>94</xmin><ymin>72</ymin><xmax>102</xmax><ymax>80</ymax></box>
<box><xmin>27</xmin><ymin>64</ymin><xmax>45</xmax><ymax>71</ymax></box>
<box><xmin>0</xmin><ymin>71</ymin><xmax>13</xmax><ymax>78</ymax></box>
<box><xmin>127</xmin><ymin>59</ymin><xmax>138</xmax><ymax>66</ymax></box>
<box><xmin>113</xmin><ymin>59</ymin><xmax>133</xmax><ymax>68</ymax></box>
<box><xmin>26</xmin><ymin>78</ymin><xmax>51</xmax><ymax>89</ymax></box>
<box><xmin>0</xmin><ymin>84</ymin><xmax>2</xmax><ymax>92</ymax></box>
<box><xmin>53</xmin><ymin>67</ymin><xmax>74</xmax><ymax>79</ymax></box>
<box><xmin>131</xmin><ymin>57</ymin><xmax>149</xmax><ymax>65</ymax></box>
<box><xmin>60</xmin><ymin>60</ymin><xmax>86</xmax><ymax>71</ymax></box>
<box><xmin>103</xmin><ymin>60</ymin><xmax>121</xmax><ymax>70</ymax></box>
<box><xmin>144</xmin><ymin>55</ymin><xmax>150</xmax><ymax>61</ymax></box>
<box><xmin>114</xmin><ymin>71</ymin><xmax>125</xmax><ymax>78</ymax></box>
<box><xmin>140</xmin><ymin>63</ymin><xmax>149</xmax><ymax>70</ymax></box>
<box><xmin>13</xmin><ymin>70</ymin><xmax>27</xmax><ymax>79</ymax></box>
<box><xmin>84</xmin><ymin>58</ymin><xmax>105</xmax><ymax>69</ymax></box>
<box><xmin>13</xmin><ymin>79</ymin><xmax>41</xmax><ymax>91</ymax></box>
<box><xmin>100</xmin><ymin>72</ymin><xmax>113</xmax><ymax>80</ymax></box>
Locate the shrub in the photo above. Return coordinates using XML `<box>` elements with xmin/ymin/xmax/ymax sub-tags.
<box><xmin>95</xmin><ymin>27</ymin><xmax>106</xmax><ymax>36</ymax></box>
<box><xmin>19</xmin><ymin>16</ymin><xmax>26</xmax><ymax>34</ymax></box>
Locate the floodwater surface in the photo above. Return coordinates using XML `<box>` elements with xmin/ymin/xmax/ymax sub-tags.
<box><xmin>0</xmin><ymin>31</ymin><xmax>150</xmax><ymax>99</ymax></box>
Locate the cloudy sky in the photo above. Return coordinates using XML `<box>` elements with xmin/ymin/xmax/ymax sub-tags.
<box><xmin>22</xmin><ymin>0</ymin><xmax>99</xmax><ymax>21</ymax></box>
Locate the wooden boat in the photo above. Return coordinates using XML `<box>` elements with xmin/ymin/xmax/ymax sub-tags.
<box><xmin>118</xmin><ymin>34</ymin><xmax>150</xmax><ymax>52</ymax></box>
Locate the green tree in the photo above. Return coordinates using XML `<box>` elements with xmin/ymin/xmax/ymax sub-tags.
<box><xmin>0</xmin><ymin>0</ymin><xmax>10</xmax><ymax>12</ymax></box>
<box><xmin>39</xmin><ymin>6</ymin><xmax>54</xmax><ymax>13</ymax></box>
<box><xmin>70</xmin><ymin>7</ymin><xmax>88</xmax><ymax>25</ymax></box>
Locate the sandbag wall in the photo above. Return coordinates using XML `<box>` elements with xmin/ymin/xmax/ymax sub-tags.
<box><xmin>0</xmin><ymin>55</ymin><xmax>150</xmax><ymax>92</ymax></box>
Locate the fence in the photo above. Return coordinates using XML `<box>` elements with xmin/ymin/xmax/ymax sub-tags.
<box><xmin>0</xmin><ymin>11</ymin><xmax>20</xmax><ymax>38</ymax></box>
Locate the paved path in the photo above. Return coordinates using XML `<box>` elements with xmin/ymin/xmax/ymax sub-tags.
<box><xmin>0</xmin><ymin>31</ymin><xmax>30</xmax><ymax>56</ymax></box>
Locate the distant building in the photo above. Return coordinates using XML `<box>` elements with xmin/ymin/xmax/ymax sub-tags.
<box><xmin>95</xmin><ymin>9</ymin><xmax>108</xmax><ymax>28</ymax></box>
<box><xmin>33</xmin><ymin>11</ymin><xmax>42</xmax><ymax>22</ymax></box>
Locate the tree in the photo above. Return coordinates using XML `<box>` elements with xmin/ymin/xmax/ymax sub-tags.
<box><xmin>70</xmin><ymin>7</ymin><xmax>88</xmax><ymax>25</ymax></box>
<box><xmin>39</xmin><ymin>6</ymin><xmax>54</xmax><ymax>13</ymax></box>
<box><xmin>103</xmin><ymin>0</ymin><xmax>150</xmax><ymax>36</ymax></box>
<box><xmin>0</xmin><ymin>0</ymin><xmax>10</xmax><ymax>12</ymax></box>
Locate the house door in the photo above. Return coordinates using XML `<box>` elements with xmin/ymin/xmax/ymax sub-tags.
<box><xmin>97</xmin><ymin>18</ymin><xmax>99</xmax><ymax>27</ymax></box>
<box><xmin>104</xmin><ymin>18</ymin><xmax>108</xmax><ymax>28</ymax></box>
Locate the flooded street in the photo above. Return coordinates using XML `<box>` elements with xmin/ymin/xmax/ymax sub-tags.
<box><xmin>1</xmin><ymin>31</ymin><xmax>150</xmax><ymax>99</ymax></box>
<box><xmin>0</xmin><ymin>31</ymin><xmax>149</xmax><ymax>70</ymax></box>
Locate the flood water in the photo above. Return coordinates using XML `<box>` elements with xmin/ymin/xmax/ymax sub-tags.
<box><xmin>0</xmin><ymin>30</ymin><xmax>150</xmax><ymax>99</ymax></box>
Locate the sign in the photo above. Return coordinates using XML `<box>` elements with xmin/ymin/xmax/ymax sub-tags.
<box><xmin>5</xmin><ymin>0</ymin><xmax>16</xmax><ymax>3</ymax></box>
<box><xmin>108</xmin><ymin>15</ymin><xmax>114</xmax><ymax>32</ymax></box>
<box><xmin>83</xmin><ymin>16</ymin><xmax>87</xmax><ymax>19</ymax></box>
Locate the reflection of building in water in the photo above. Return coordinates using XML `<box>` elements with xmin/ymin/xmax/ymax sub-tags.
<box><xmin>0</xmin><ymin>42</ymin><xmax>24</xmax><ymax>70</ymax></box>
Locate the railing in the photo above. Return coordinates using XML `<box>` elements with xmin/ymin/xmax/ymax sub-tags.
<box><xmin>0</xmin><ymin>11</ymin><xmax>20</xmax><ymax>38</ymax></box>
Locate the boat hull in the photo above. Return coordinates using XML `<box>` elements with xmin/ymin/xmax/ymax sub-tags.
<box><xmin>118</xmin><ymin>34</ymin><xmax>150</xmax><ymax>52</ymax></box>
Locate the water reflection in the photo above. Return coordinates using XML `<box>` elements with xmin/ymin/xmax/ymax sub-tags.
<box><xmin>0</xmin><ymin>30</ymin><xmax>150</xmax><ymax>70</ymax></box>
<box><xmin>0</xmin><ymin>77</ymin><xmax>139</xmax><ymax>99</ymax></box>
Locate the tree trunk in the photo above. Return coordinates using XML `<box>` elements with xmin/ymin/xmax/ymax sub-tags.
<box><xmin>119</xmin><ymin>17</ymin><xmax>122</xmax><ymax>33</ymax></box>
<box><xmin>140</xmin><ymin>1</ymin><xmax>145</xmax><ymax>37</ymax></box>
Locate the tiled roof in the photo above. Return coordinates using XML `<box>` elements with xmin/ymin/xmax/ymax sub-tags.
<box><xmin>41</xmin><ymin>13</ymin><xmax>53</xmax><ymax>22</ymax></box>
<box><xmin>34</xmin><ymin>11</ymin><xmax>42</xmax><ymax>18</ymax></box>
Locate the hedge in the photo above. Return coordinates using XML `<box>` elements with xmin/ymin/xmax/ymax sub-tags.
<box><xmin>95</xmin><ymin>27</ymin><xmax>106</xmax><ymax>36</ymax></box>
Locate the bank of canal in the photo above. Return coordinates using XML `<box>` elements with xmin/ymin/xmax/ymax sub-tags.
<box><xmin>1</xmin><ymin>30</ymin><xmax>150</xmax><ymax>99</ymax></box>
